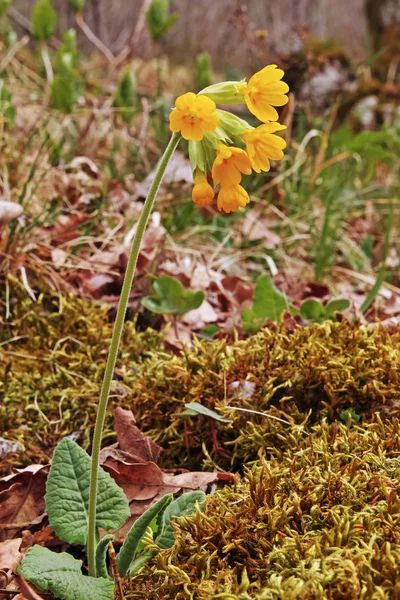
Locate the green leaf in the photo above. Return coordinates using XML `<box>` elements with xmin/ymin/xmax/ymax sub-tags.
<box><xmin>18</xmin><ymin>546</ymin><xmax>114</xmax><ymax>600</ymax></box>
<box><xmin>339</xmin><ymin>408</ymin><xmax>361</xmax><ymax>424</ymax></box>
<box><xmin>45</xmin><ymin>438</ymin><xmax>130</xmax><ymax>546</ymax></box>
<box><xmin>184</xmin><ymin>402</ymin><xmax>232</xmax><ymax>424</ymax></box>
<box><xmin>31</xmin><ymin>0</ymin><xmax>57</xmax><ymax>41</ymax></box>
<box><xmin>95</xmin><ymin>535</ymin><xmax>114</xmax><ymax>579</ymax></box>
<box><xmin>145</xmin><ymin>0</ymin><xmax>177</xmax><ymax>42</ymax></box>
<box><xmin>198</xmin><ymin>324</ymin><xmax>219</xmax><ymax>339</ymax></box>
<box><xmin>196</xmin><ymin>52</ymin><xmax>212</xmax><ymax>91</ymax></box>
<box><xmin>128</xmin><ymin>550</ymin><xmax>156</xmax><ymax>576</ymax></box>
<box><xmin>51</xmin><ymin>75</ymin><xmax>75</xmax><ymax>113</ymax></box>
<box><xmin>114</xmin><ymin>68</ymin><xmax>137</xmax><ymax>123</ymax></box>
<box><xmin>0</xmin><ymin>80</ymin><xmax>16</xmax><ymax>127</ymax></box>
<box><xmin>242</xmin><ymin>274</ymin><xmax>288</xmax><ymax>333</ymax></box>
<box><xmin>117</xmin><ymin>494</ymin><xmax>173</xmax><ymax>577</ymax></box>
<box><xmin>0</xmin><ymin>0</ymin><xmax>12</xmax><ymax>20</ymax></box>
<box><xmin>325</xmin><ymin>298</ymin><xmax>350</xmax><ymax>316</ymax></box>
<box><xmin>69</xmin><ymin>0</ymin><xmax>86</xmax><ymax>11</ymax></box>
<box><xmin>156</xmin><ymin>491</ymin><xmax>205</xmax><ymax>550</ymax></box>
<box><xmin>141</xmin><ymin>275</ymin><xmax>204</xmax><ymax>316</ymax></box>
<box><xmin>299</xmin><ymin>298</ymin><xmax>326</xmax><ymax>322</ymax></box>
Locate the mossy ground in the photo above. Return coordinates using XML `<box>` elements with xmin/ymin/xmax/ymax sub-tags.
<box><xmin>2</xmin><ymin>279</ymin><xmax>400</xmax><ymax>598</ymax></box>
<box><xmin>0</xmin><ymin>276</ymin><xmax>163</xmax><ymax>474</ymax></box>
<box><xmin>128</xmin><ymin>417</ymin><xmax>400</xmax><ymax>599</ymax></box>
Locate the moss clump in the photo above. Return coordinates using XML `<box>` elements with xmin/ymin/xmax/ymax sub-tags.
<box><xmin>128</xmin><ymin>416</ymin><xmax>400</xmax><ymax>599</ymax></box>
<box><xmin>0</xmin><ymin>276</ymin><xmax>163</xmax><ymax>474</ymax></box>
<box><xmin>129</xmin><ymin>321</ymin><xmax>400</xmax><ymax>470</ymax></box>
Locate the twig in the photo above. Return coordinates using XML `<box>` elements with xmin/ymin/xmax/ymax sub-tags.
<box><xmin>108</xmin><ymin>541</ymin><xmax>124</xmax><ymax>600</ymax></box>
<box><xmin>75</xmin><ymin>12</ymin><xmax>114</xmax><ymax>62</ymax></box>
<box><xmin>0</xmin><ymin>35</ymin><xmax>29</xmax><ymax>71</ymax></box>
<box><xmin>113</xmin><ymin>0</ymin><xmax>152</xmax><ymax>68</ymax></box>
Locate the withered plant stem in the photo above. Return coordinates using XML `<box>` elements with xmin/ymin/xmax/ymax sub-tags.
<box><xmin>87</xmin><ymin>132</ymin><xmax>181</xmax><ymax>577</ymax></box>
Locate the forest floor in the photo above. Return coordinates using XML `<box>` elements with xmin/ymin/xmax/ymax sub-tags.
<box><xmin>1</xmin><ymin>41</ymin><xmax>400</xmax><ymax>599</ymax></box>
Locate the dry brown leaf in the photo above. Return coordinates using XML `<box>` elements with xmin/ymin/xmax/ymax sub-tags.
<box><xmin>134</xmin><ymin>151</ymin><xmax>192</xmax><ymax>199</ymax></box>
<box><xmin>0</xmin><ymin>538</ymin><xmax>22</xmax><ymax>571</ymax></box>
<box><xmin>0</xmin><ymin>466</ymin><xmax>47</xmax><ymax>536</ymax></box>
<box><xmin>240</xmin><ymin>208</ymin><xmax>281</xmax><ymax>247</ymax></box>
<box><xmin>16</xmin><ymin>575</ymin><xmax>45</xmax><ymax>600</ymax></box>
<box><xmin>102</xmin><ymin>458</ymin><xmax>235</xmax><ymax>541</ymax></box>
<box><xmin>113</xmin><ymin>407</ymin><xmax>162</xmax><ymax>463</ymax></box>
<box><xmin>182</xmin><ymin>301</ymin><xmax>218</xmax><ymax>329</ymax></box>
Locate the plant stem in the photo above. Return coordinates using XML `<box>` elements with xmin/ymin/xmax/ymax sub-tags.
<box><xmin>40</xmin><ymin>42</ymin><xmax>53</xmax><ymax>83</ymax></box>
<box><xmin>87</xmin><ymin>132</ymin><xmax>181</xmax><ymax>577</ymax></box>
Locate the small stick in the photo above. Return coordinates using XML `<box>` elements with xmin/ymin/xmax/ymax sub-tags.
<box><xmin>108</xmin><ymin>541</ymin><xmax>124</xmax><ymax>600</ymax></box>
<box><xmin>75</xmin><ymin>12</ymin><xmax>114</xmax><ymax>62</ymax></box>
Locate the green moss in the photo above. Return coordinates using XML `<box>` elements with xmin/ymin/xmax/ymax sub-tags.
<box><xmin>128</xmin><ymin>321</ymin><xmax>400</xmax><ymax>469</ymax></box>
<box><xmin>128</xmin><ymin>416</ymin><xmax>400</xmax><ymax>599</ymax></box>
<box><xmin>0</xmin><ymin>276</ymin><xmax>163</xmax><ymax>474</ymax></box>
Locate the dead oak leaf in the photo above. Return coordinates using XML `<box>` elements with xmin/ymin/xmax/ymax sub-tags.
<box><xmin>0</xmin><ymin>466</ymin><xmax>48</xmax><ymax>535</ymax></box>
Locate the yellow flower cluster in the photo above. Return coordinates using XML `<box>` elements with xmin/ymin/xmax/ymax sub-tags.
<box><xmin>169</xmin><ymin>65</ymin><xmax>289</xmax><ymax>214</ymax></box>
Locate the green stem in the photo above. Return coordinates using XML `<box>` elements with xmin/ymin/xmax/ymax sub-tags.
<box><xmin>87</xmin><ymin>132</ymin><xmax>181</xmax><ymax>577</ymax></box>
<box><xmin>40</xmin><ymin>41</ymin><xmax>53</xmax><ymax>83</ymax></box>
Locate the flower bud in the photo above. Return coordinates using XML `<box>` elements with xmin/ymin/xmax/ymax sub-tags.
<box><xmin>198</xmin><ymin>81</ymin><xmax>246</xmax><ymax>105</ymax></box>
<box><xmin>217</xmin><ymin>109</ymin><xmax>252</xmax><ymax>137</ymax></box>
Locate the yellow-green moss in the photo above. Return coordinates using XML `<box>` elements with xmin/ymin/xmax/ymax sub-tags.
<box><xmin>0</xmin><ymin>276</ymin><xmax>163</xmax><ymax>474</ymax></box>
<box><xmin>128</xmin><ymin>416</ymin><xmax>400</xmax><ymax>599</ymax></box>
<box><xmin>128</xmin><ymin>321</ymin><xmax>400</xmax><ymax>469</ymax></box>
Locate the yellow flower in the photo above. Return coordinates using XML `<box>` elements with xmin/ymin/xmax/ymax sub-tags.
<box><xmin>240</xmin><ymin>65</ymin><xmax>289</xmax><ymax>122</ymax></box>
<box><xmin>212</xmin><ymin>144</ymin><xmax>252</xmax><ymax>186</ymax></box>
<box><xmin>169</xmin><ymin>92</ymin><xmax>219</xmax><ymax>141</ymax></box>
<box><xmin>192</xmin><ymin>171</ymin><xmax>214</xmax><ymax>207</ymax></box>
<box><xmin>217</xmin><ymin>184</ymin><xmax>250</xmax><ymax>214</ymax></box>
<box><xmin>242</xmin><ymin>123</ymin><xmax>287</xmax><ymax>173</ymax></box>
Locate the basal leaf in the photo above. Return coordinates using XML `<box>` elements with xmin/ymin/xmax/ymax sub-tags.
<box><xmin>18</xmin><ymin>546</ymin><xmax>114</xmax><ymax>600</ymax></box>
<box><xmin>46</xmin><ymin>438</ymin><xmax>130</xmax><ymax>546</ymax></box>
<box><xmin>299</xmin><ymin>298</ymin><xmax>326</xmax><ymax>322</ymax></box>
<box><xmin>141</xmin><ymin>275</ymin><xmax>204</xmax><ymax>316</ymax></box>
<box><xmin>252</xmin><ymin>274</ymin><xmax>288</xmax><ymax>322</ymax></box>
<box><xmin>156</xmin><ymin>491</ymin><xmax>205</xmax><ymax>549</ymax></box>
<box><xmin>95</xmin><ymin>535</ymin><xmax>114</xmax><ymax>579</ymax></box>
<box><xmin>117</xmin><ymin>494</ymin><xmax>173</xmax><ymax>577</ymax></box>
<box><xmin>325</xmin><ymin>298</ymin><xmax>351</xmax><ymax>316</ymax></box>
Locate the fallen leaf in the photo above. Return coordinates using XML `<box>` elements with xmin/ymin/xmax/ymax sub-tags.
<box><xmin>134</xmin><ymin>151</ymin><xmax>192</xmax><ymax>200</ymax></box>
<box><xmin>113</xmin><ymin>407</ymin><xmax>162</xmax><ymax>463</ymax></box>
<box><xmin>182</xmin><ymin>300</ymin><xmax>218</xmax><ymax>329</ymax></box>
<box><xmin>240</xmin><ymin>207</ymin><xmax>281</xmax><ymax>247</ymax></box>
<box><xmin>16</xmin><ymin>575</ymin><xmax>45</xmax><ymax>600</ymax></box>
<box><xmin>0</xmin><ymin>466</ymin><xmax>48</xmax><ymax>536</ymax></box>
<box><xmin>0</xmin><ymin>538</ymin><xmax>22</xmax><ymax>571</ymax></box>
<box><xmin>0</xmin><ymin>200</ymin><xmax>23</xmax><ymax>224</ymax></box>
<box><xmin>102</xmin><ymin>458</ymin><xmax>235</xmax><ymax>541</ymax></box>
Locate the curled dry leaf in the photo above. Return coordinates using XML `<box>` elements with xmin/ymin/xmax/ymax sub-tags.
<box><xmin>16</xmin><ymin>575</ymin><xmax>46</xmax><ymax>600</ymax></box>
